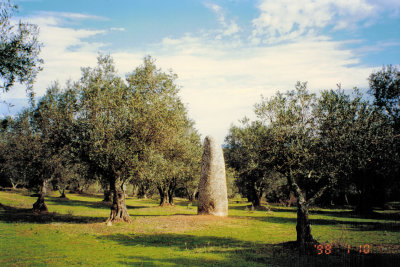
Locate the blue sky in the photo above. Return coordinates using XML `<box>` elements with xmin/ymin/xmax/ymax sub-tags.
<box><xmin>1</xmin><ymin>0</ymin><xmax>400</xmax><ymax>144</ymax></box>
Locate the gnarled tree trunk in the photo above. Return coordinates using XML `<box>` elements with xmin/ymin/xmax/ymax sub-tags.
<box><xmin>168</xmin><ymin>181</ymin><xmax>176</xmax><ymax>206</ymax></box>
<box><xmin>59</xmin><ymin>188</ymin><xmax>67</xmax><ymax>199</ymax></box>
<box><xmin>168</xmin><ymin>191</ymin><xmax>174</xmax><ymax>205</ymax></box>
<box><xmin>247</xmin><ymin>188</ymin><xmax>262</xmax><ymax>208</ymax></box>
<box><xmin>107</xmin><ymin>180</ymin><xmax>131</xmax><ymax>223</ymax></box>
<box><xmin>296</xmin><ymin>197</ymin><xmax>315</xmax><ymax>248</ymax></box>
<box><xmin>287</xmin><ymin>173</ymin><xmax>316</xmax><ymax>250</ymax></box>
<box><xmin>158</xmin><ymin>186</ymin><xmax>169</xmax><ymax>206</ymax></box>
<box><xmin>33</xmin><ymin>179</ymin><xmax>48</xmax><ymax>213</ymax></box>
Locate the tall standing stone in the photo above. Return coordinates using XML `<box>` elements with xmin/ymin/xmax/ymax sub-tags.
<box><xmin>198</xmin><ymin>135</ymin><xmax>228</xmax><ymax>216</ymax></box>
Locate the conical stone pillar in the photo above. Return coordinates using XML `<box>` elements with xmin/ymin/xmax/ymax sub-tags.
<box><xmin>197</xmin><ymin>136</ymin><xmax>228</xmax><ymax>216</ymax></box>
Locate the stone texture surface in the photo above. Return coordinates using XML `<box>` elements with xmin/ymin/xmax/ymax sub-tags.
<box><xmin>197</xmin><ymin>135</ymin><xmax>228</xmax><ymax>216</ymax></box>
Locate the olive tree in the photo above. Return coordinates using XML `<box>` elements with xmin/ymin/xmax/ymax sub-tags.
<box><xmin>0</xmin><ymin>115</ymin><xmax>33</xmax><ymax>189</ymax></box>
<box><xmin>71</xmin><ymin>55</ymin><xmax>139</xmax><ymax>222</ymax></box>
<box><xmin>127</xmin><ymin>57</ymin><xmax>202</xmax><ymax>206</ymax></box>
<box><xmin>369</xmin><ymin>65</ymin><xmax>400</xmax><ymax>131</ymax></box>
<box><xmin>0</xmin><ymin>0</ymin><xmax>42</xmax><ymax>97</ymax></box>
<box><xmin>254</xmin><ymin>82</ymin><xmax>327</xmax><ymax>248</ymax></box>
<box><xmin>225</xmin><ymin>119</ymin><xmax>271</xmax><ymax>207</ymax></box>
<box><xmin>29</xmin><ymin>84</ymin><xmax>76</xmax><ymax>212</ymax></box>
<box><xmin>314</xmin><ymin>88</ymin><xmax>397</xmax><ymax>214</ymax></box>
<box><xmin>69</xmin><ymin>55</ymin><xmax>201</xmax><ymax>221</ymax></box>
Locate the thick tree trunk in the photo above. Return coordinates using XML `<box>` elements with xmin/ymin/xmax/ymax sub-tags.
<box><xmin>107</xmin><ymin>181</ymin><xmax>131</xmax><ymax>223</ymax></box>
<box><xmin>248</xmin><ymin>189</ymin><xmax>261</xmax><ymax>207</ymax></box>
<box><xmin>286</xmin><ymin>172</ymin><xmax>316</xmax><ymax>250</ymax></box>
<box><xmin>33</xmin><ymin>180</ymin><xmax>48</xmax><ymax>213</ymax></box>
<box><xmin>168</xmin><ymin>186</ymin><xmax>175</xmax><ymax>206</ymax></box>
<box><xmin>59</xmin><ymin>188</ymin><xmax>67</xmax><ymax>198</ymax></box>
<box><xmin>252</xmin><ymin>195</ymin><xmax>261</xmax><ymax>207</ymax></box>
<box><xmin>296</xmin><ymin>198</ymin><xmax>315</xmax><ymax>248</ymax></box>
<box><xmin>158</xmin><ymin>186</ymin><xmax>169</xmax><ymax>206</ymax></box>
<box><xmin>188</xmin><ymin>189</ymin><xmax>197</xmax><ymax>202</ymax></box>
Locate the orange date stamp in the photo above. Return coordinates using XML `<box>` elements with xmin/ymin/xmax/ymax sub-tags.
<box><xmin>314</xmin><ymin>243</ymin><xmax>371</xmax><ymax>255</ymax></box>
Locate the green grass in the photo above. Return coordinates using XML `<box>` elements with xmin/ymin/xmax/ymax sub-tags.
<box><xmin>0</xmin><ymin>190</ymin><xmax>399</xmax><ymax>266</ymax></box>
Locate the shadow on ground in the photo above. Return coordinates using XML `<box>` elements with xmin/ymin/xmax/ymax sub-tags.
<box><xmin>46</xmin><ymin>196</ymin><xmax>153</xmax><ymax>211</ymax></box>
<box><xmin>232</xmin><ymin>204</ymin><xmax>400</xmax><ymax>220</ymax></box>
<box><xmin>98</xmin><ymin>233</ymin><xmax>400</xmax><ymax>267</ymax></box>
<box><xmin>250</xmin><ymin>215</ymin><xmax>400</xmax><ymax>232</ymax></box>
<box><xmin>0</xmin><ymin>203</ymin><xmax>105</xmax><ymax>224</ymax></box>
<box><xmin>231</xmin><ymin>204</ymin><xmax>400</xmax><ymax>232</ymax></box>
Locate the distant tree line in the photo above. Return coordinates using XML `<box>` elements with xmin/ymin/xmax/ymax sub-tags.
<box><xmin>224</xmin><ymin>66</ymin><xmax>400</xmax><ymax>248</ymax></box>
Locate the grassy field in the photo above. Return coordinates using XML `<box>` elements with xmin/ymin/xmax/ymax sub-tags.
<box><xmin>0</xmin><ymin>190</ymin><xmax>399</xmax><ymax>266</ymax></box>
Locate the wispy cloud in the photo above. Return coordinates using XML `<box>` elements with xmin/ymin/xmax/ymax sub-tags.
<box><xmin>204</xmin><ymin>3</ymin><xmax>240</xmax><ymax>38</ymax></box>
<box><xmin>373</xmin><ymin>0</ymin><xmax>400</xmax><ymax>15</ymax></box>
<box><xmin>111</xmin><ymin>33</ymin><xmax>373</xmax><ymax>143</ymax></box>
<box><xmin>35</xmin><ymin>11</ymin><xmax>108</xmax><ymax>22</ymax></box>
<box><xmin>355</xmin><ymin>40</ymin><xmax>400</xmax><ymax>56</ymax></box>
<box><xmin>3</xmin><ymin>2</ymin><xmax>395</xmax><ymax>143</ymax></box>
<box><xmin>110</xmin><ymin>27</ymin><xmax>125</xmax><ymax>32</ymax></box>
<box><xmin>251</xmin><ymin>0</ymin><xmax>377</xmax><ymax>44</ymax></box>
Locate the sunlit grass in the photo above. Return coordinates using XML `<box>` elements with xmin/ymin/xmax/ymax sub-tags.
<box><xmin>0</xmin><ymin>190</ymin><xmax>399</xmax><ymax>266</ymax></box>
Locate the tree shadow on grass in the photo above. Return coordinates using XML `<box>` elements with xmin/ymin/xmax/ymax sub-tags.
<box><xmin>229</xmin><ymin>204</ymin><xmax>298</xmax><ymax>214</ymax></box>
<box><xmin>0</xmin><ymin>203</ymin><xmax>105</xmax><ymax>224</ymax></box>
<box><xmin>46</xmin><ymin>196</ymin><xmax>111</xmax><ymax>210</ymax></box>
<box><xmin>267</xmin><ymin>206</ymin><xmax>356</xmax><ymax>217</ymax></box>
<box><xmin>255</xmin><ymin>216</ymin><xmax>400</xmax><ymax>232</ymax></box>
<box><xmin>264</xmin><ymin>205</ymin><xmax>400</xmax><ymax>221</ymax></box>
<box><xmin>46</xmin><ymin>196</ymin><xmax>152</xmax><ymax>211</ymax></box>
<box><xmin>232</xmin><ymin>204</ymin><xmax>400</xmax><ymax>232</ymax></box>
<box><xmin>228</xmin><ymin>204</ymin><xmax>270</xmax><ymax>211</ymax></box>
<box><xmin>308</xmin><ymin>208</ymin><xmax>400</xmax><ymax>221</ymax></box>
<box><xmin>98</xmin><ymin>233</ymin><xmax>400</xmax><ymax>267</ymax></box>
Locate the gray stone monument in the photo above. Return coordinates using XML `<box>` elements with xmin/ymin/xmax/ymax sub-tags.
<box><xmin>197</xmin><ymin>135</ymin><xmax>228</xmax><ymax>216</ymax></box>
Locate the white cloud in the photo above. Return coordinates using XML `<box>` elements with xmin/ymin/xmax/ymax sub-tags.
<box><xmin>35</xmin><ymin>11</ymin><xmax>108</xmax><ymax>22</ymax></box>
<box><xmin>223</xmin><ymin>21</ymin><xmax>239</xmax><ymax>36</ymax></box>
<box><xmin>57</xmin><ymin>12</ymin><xmax>107</xmax><ymax>21</ymax></box>
<box><xmin>205</xmin><ymin>3</ymin><xmax>221</xmax><ymax>13</ymax></box>
<box><xmin>111</xmin><ymin>34</ymin><xmax>373</xmax><ymax>144</ymax></box>
<box><xmin>1</xmin><ymin>5</ymin><xmax>382</xmax><ymax>144</ymax></box>
<box><xmin>205</xmin><ymin>3</ymin><xmax>240</xmax><ymax>37</ymax></box>
<box><xmin>252</xmin><ymin>0</ymin><xmax>376</xmax><ymax>43</ymax></box>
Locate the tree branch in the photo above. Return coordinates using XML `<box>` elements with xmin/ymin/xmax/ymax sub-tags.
<box><xmin>306</xmin><ymin>184</ymin><xmax>329</xmax><ymax>206</ymax></box>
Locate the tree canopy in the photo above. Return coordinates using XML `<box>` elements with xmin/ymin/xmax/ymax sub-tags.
<box><xmin>225</xmin><ymin>81</ymin><xmax>400</xmax><ymax>248</ymax></box>
<box><xmin>0</xmin><ymin>0</ymin><xmax>43</xmax><ymax>97</ymax></box>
